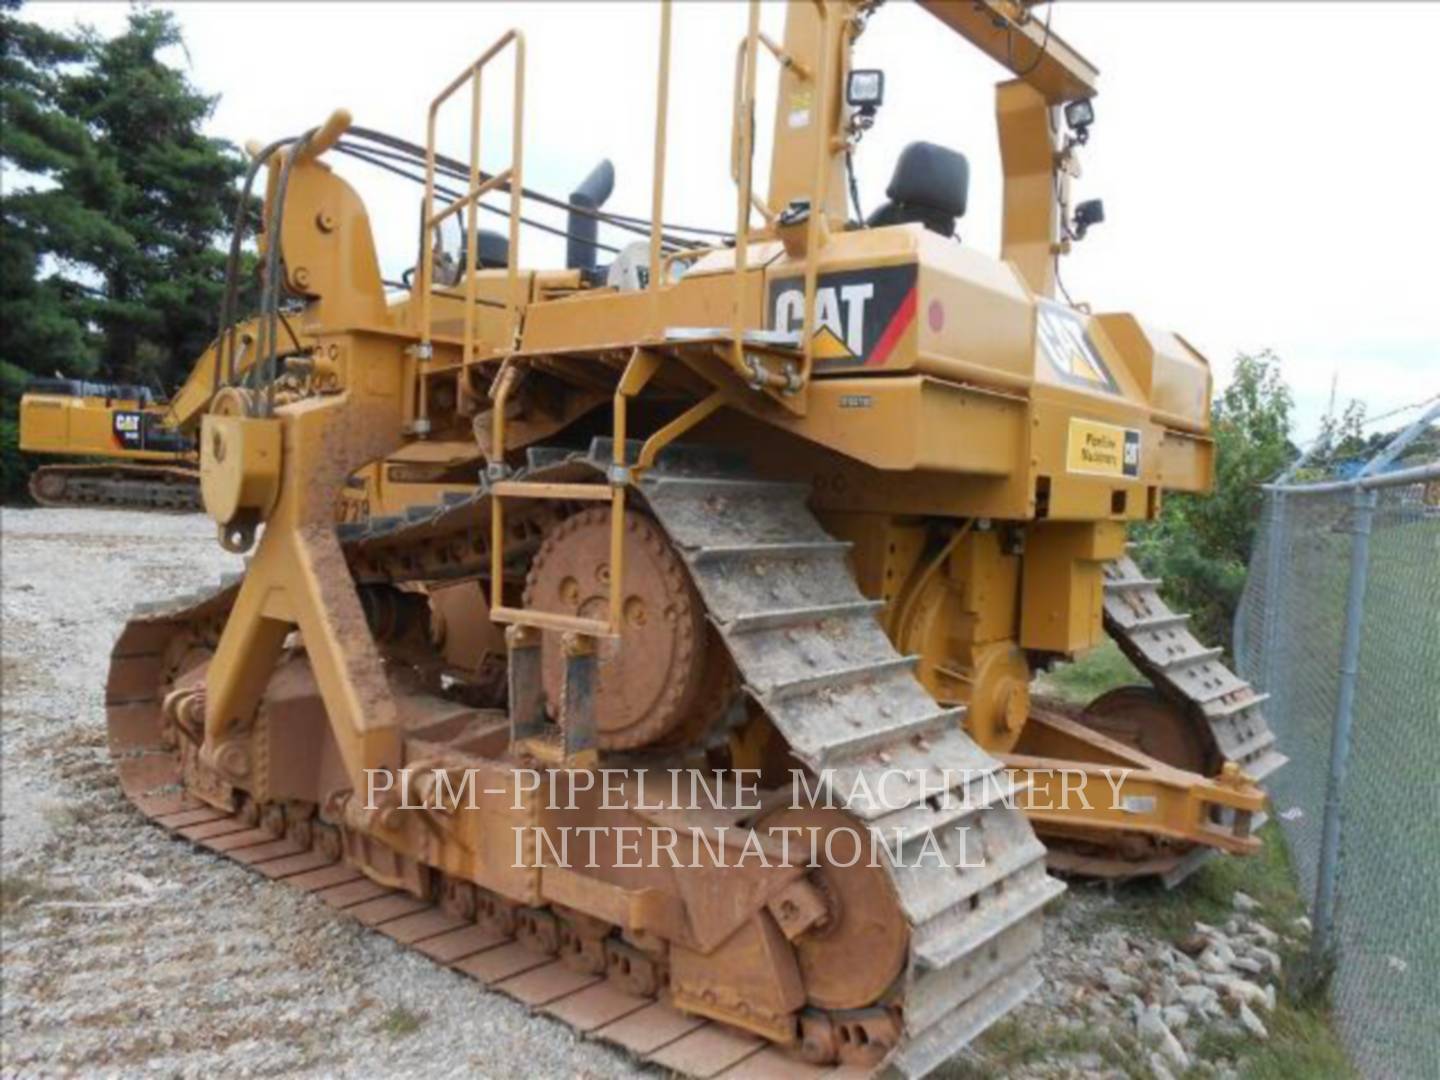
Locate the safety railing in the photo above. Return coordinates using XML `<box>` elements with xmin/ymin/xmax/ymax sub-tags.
<box><xmin>485</xmin><ymin>4</ymin><xmax>842</xmax><ymax>682</ymax></box>
<box><xmin>728</xmin><ymin>0</ymin><xmax>836</xmax><ymax>391</ymax></box>
<box><xmin>412</xmin><ymin>30</ymin><xmax>525</xmax><ymax>434</ymax></box>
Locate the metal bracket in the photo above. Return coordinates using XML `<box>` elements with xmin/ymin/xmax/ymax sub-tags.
<box><xmin>506</xmin><ymin>624</ymin><xmax>546</xmax><ymax>742</ymax></box>
<box><xmin>560</xmin><ymin>632</ymin><xmax>599</xmax><ymax>763</ymax></box>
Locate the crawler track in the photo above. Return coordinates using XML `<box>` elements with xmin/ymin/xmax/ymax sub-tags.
<box><xmin>1101</xmin><ymin>555</ymin><xmax>1287</xmax><ymax>784</ymax></box>
<box><xmin>106</xmin><ymin>443</ymin><xmax>1062</xmax><ymax>1078</ymax></box>
<box><xmin>29</xmin><ymin>463</ymin><xmax>201</xmax><ymax>512</ymax></box>
<box><xmin>1028</xmin><ymin>556</ymin><xmax>1290</xmax><ymax>884</ymax></box>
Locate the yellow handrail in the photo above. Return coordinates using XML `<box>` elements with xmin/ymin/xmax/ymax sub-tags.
<box><xmin>730</xmin><ymin>2</ymin><xmax>763</xmax><ymax>381</ymax></box>
<box><xmin>413</xmin><ymin>30</ymin><xmax>526</xmax><ymax>434</ymax></box>
<box><xmin>648</xmin><ymin>0</ymin><xmax>673</xmax><ymax>318</ymax></box>
<box><xmin>727</xmin><ymin>1</ymin><xmax>828</xmax><ymax>394</ymax></box>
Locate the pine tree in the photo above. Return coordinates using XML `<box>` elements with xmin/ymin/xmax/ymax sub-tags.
<box><xmin>1</xmin><ymin>2</ymin><xmax>249</xmax><ymax>498</ymax></box>
<box><xmin>0</xmin><ymin>0</ymin><xmax>96</xmax><ymax>380</ymax></box>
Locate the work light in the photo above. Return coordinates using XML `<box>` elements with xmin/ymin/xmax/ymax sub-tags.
<box><xmin>1064</xmin><ymin>98</ymin><xmax>1094</xmax><ymax>132</ymax></box>
<box><xmin>846</xmin><ymin>69</ymin><xmax>885</xmax><ymax>108</ymax></box>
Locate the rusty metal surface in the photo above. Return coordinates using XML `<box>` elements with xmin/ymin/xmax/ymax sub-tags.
<box><xmin>1080</xmin><ymin>685</ymin><xmax>1211</xmax><ymax>774</ymax></box>
<box><xmin>105</xmin><ymin>446</ymin><xmax>1287</xmax><ymax>1074</ymax></box>
<box><xmin>105</xmin><ymin>462</ymin><xmax>1060</xmax><ymax>1078</ymax></box>
<box><xmin>633</xmin><ymin>451</ymin><xmax>1063</xmax><ymax>1077</ymax></box>
<box><xmin>106</xmin><ymin>609</ymin><xmax>832</xmax><ymax>1076</ymax></box>
<box><xmin>522</xmin><ymin>506</ymin><xmax>709</xmax><ymax>749</ymax></box>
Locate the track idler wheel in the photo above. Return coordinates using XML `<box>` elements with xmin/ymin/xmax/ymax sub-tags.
<box><xmin>758</xmin><ymin>806</ymin><xmax>909</xmax><ymax>1011</ymax></box>
<box><xmin>31</xmin><ymin>469</ymin><xmax>68</xmax><ymax>504</ymax></box>
<box><xmin>523</xmin><ymin>507</ymin><xmax>728</xmax><ymax>750</ymax></box>
<box><xmin>1081</xmin><ymin>685</ymin><xmax>1217</xmax><ymax>775</ymax></box>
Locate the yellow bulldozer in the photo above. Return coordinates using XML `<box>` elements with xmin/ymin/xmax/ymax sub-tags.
<box><xmin>103</xmin><ymin>2</ymin><xmax>1283</xmax><ymax>1074</ymax></box>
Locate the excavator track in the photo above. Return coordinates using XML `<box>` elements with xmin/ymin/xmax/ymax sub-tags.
<box><xmin>29</xmin><ymin>462</ymin><xmax>201</xmax><ymax>512</ymax></box>
<box><xmin>106</xmin><ymin>442</ymin><xmax>1063</xmax><ymax>1078</ymax></box>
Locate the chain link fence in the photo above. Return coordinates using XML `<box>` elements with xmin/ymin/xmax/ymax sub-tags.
<box><xmin>1235</xmin><ymin>454</ymin><xmax>1440</xmax><ymax>1079</ymax></box>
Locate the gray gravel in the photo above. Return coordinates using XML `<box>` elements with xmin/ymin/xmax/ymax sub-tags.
<box><xmin>0</xmin><ymin>507</ymin><xmax>1280</xmax><ymax>1079</ymax></box>
<box><xmin>0</xmin><ymin>508</ymin><xmax>634</xmax><ymax>1078</ymax></box>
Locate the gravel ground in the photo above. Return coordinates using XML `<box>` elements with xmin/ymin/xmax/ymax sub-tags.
<box><xmin>0</xmin><ymin>507</ymin><xmax>1284</xmax><ymax>1079</ymax></box>
<box><xmin>0</xmin><ymin>508</ymin><xmax>634</xmax><ymax>1078</ymax></box>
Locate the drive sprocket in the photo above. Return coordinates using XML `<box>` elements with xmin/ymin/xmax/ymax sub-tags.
<box><xmin>522</xmin><ymin>506</ymin><xmax>715</xmax><ymax>750</ymax></box>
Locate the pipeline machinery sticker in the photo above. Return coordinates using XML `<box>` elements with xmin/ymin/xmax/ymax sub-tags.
<box><xmin>768</xmin><ymin>264</ymin><xmax>917</xmax><ymax>369</ymax></box>
<box><xmin>1037</xmin><ymin>300</ymin><xmax>1119</xmax><ymax>395</ymax></box>
<box><xmin>1067</xmin><ymin>417</ymin><xmax>1141</xmax><ymax>478</ymax></box>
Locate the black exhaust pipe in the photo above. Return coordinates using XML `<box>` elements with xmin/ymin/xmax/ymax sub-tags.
<box><xmin>565</xmin><ymin>159</ymin><xmax>615</xmax><ymax>278</ymax></box>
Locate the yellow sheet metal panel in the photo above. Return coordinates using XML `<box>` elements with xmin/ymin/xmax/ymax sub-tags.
<box><xmin>952</xmin><ymin>529</ymin><xmax>1021</xmax><ymax>646</ymax></box>
<box><xmin>69</xmin><ymin>400</ymin><xmax>118</xmax><ymax>453</ymax></box>
<box><xmin>199</xmin><ymin>414</ymin><xmax>282</xmax><ymax>525</ymax></box>
<box><xmin>1019</xmin><ymin>520</ymin><xmax>1125</xmax><ymax>653</ymax></box>
<box><xmin>1156</xmin><ymin>428</ymin><xmax>1215</xmax><ymax>495</ymax></box>
<box><xmin>997</xmin><ymin>80</ymin><xmax>1059</xmax><ymax>299</ymax></box>
<box><xmin>17</xmin><ymin>396</ymin><xmax>69</xmax><ymax>452</ymax></box>
<box><xmin>1093</xmin><ymin>314</ymin><xmax>1212</xmax><ymax>434</ymax></box>
<box><xmin>1028</xmin><ymin>398</ymin><xmax>1154</xmax><ymax>522</ymax></box>
<box><xmin>762</xmin><ymin>227</ymin><xmax>1035</xmax><ymax>389</ymax></box>
<box><xmin>518</xmin><ymin>269</ymin><xmax>761</xmax><ymax>354</ymax></box>
<box><xmin>20</xmin><ymin>395</ymin><xmax>179</xmax><ymax>461</ymax></box>
<box><xmin>764</xmin><ymin>375</ymin><xmax>1025</xmax><ymax>475</ymax></box>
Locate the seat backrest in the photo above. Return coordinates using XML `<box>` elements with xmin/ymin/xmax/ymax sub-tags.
<box><xmin>865</xmin><ymin>141</ymin><xmax>969</xmax><ymax>237</ymax></box>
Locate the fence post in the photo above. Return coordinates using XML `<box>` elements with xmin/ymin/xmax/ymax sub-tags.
<box><xmin>1311</xmin><ymin>398</ymin><xmax>1440</xmax><ymax>966</ymax></box>
<box><xmin>1310</xmin><ymin>483</ymin><xmax>1375</xmax><ymax>965</ymax></box>
<box><xmin>1260</xmin><ymin>489</ymin><xmax>1287</xmax><ymax>698</ymax></box>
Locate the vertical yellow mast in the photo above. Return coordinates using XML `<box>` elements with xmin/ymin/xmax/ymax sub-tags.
<box><xmin>765</xmin><ymin>2</ymin><xmax>852</xmax><ymax>227</ymax></box>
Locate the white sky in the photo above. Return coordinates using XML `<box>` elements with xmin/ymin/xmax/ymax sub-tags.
<box><xmin>23</xmin><ymin>1</ymin><xmax>1440</xmax><ymax>442</ymax></box>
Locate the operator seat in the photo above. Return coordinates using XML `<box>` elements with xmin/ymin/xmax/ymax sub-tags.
<box><xmin>865</xmin><ymin>141</ymin><xmax>969</xmax><ymax>238</ymax></box>
<box><xmin>474</xmin><ymin>229</ymin><xmax>510</xmax><ymax>270</ymax></box>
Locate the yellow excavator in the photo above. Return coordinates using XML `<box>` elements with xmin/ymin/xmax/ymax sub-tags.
<box><xmin>19</xmin><ymin>377</ymin><xmax>202</xmax><ymax>509</ymax></box>
<box><xmin>103</xmin><ymin>2</ymin><xmax>1283</xmax><ymax>1075</ymax></box>
<box><xmin>16</xmin><ymin>312</ymin><xmax>315</xmax><ymax>510</ymax></box>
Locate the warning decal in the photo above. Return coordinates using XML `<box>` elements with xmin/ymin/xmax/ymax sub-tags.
<box><xmin>1037</xmin><ymin>300</ymin><xmax>1120</xmax><ymax>395</ymax></box>
<box><xmin>1067</xmin><ymin>417</ymin><xmax>1141</xmax><ymax>479</ymax></box>
<box><xmin>767</xmin><ymin>264</ymin><xmax>917</xmax><ymax>370</ymax></box>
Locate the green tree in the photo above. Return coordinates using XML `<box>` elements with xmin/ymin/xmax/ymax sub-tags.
<box><xmin>0</xmin><ymin>1</ymin><xmax>95</xmax><ymax>374</ymax></box>
<box><xmin>1134</xmin><ymin>350</ymin><xmax>1295</xmax><ymax>652</ymax></box>
<box><xmin>1306</xmin><ymin>398</ymin><xmax>1367</xmax><ymax>477</ymax></box>
<box><xmin>1</xmin><ymin>2</ymin><xmax>246</xmax><ymax>498</ymax></box>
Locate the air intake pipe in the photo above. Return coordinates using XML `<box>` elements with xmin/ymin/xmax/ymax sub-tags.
<box><xmin>565</xmin><ymin>159</ymin><xmax>615</xmax><ymax>279</ymax></box>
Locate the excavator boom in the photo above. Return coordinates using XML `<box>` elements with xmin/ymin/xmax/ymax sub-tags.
<box><xmin>917</xmin><ymin>0</ymin><xmax>1098</xmax><ymax>103</ymax></box>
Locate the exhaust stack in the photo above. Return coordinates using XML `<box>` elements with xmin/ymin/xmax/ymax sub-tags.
<box><xmin>565</xmin><ymin>159</ymin><xmax>615</xmax><ymax>278</ymax></box>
